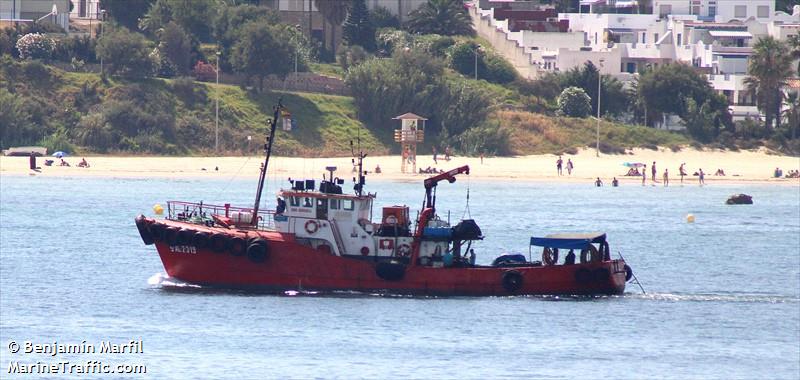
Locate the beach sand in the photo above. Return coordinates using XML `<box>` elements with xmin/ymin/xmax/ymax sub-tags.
<box><xmin>2</xmin><ymin>148</ymin><xmax>799</xmax><ymax>185</ymax></box>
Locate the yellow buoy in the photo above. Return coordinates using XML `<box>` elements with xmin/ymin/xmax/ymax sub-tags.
<box><xmin>686</xmin><ymin>214</ymin><xmax>695</xmax><ymax>223</ymax></box>
<box><xmin>153</xmin><ymin>204</ymin><xmax>164</xmax><ymax>215</ymax></box>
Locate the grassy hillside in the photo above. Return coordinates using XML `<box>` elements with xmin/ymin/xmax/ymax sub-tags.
<box><xmin>1</xmin><ymin>61</ymin><xmax>696</xmax><ymax>157</ymax></box>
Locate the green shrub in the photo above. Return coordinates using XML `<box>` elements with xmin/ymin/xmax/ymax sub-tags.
<box><xmin>557</xmin><ymin>86</ymin><xmax>591</xmax><ymax>118</ymax></box>
<box><xmin>370</xmin><ymin>6</ymin><xmax>400</xmax><ymax>29</ymax></box>
<box><xmin>40</xmin><ymin>132</ymin><xmax>77</xmax><ymax>154</ymax></box>
<box><xmin>337</xmin><ymin>44</ymin><xmax>370</xmax><ymax>71</ymax></box>
<box><xmin>457</xmin><ymin>121</ymin><xmax>510</xmax><ymax>155</ymax></box>
<box><xmin>15</xmin><ymin>33</ymin><xmax>54</xmax><ymax>60</ymax></box>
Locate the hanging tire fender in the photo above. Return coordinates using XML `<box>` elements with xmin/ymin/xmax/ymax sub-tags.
<box><xmin>247</xmin><ymin>239</ymin><xmax>269</xmax><ymax>263</ymax></box>
<box><xmin>624</xmin><ymin>264</ymin><xmax>633</xmax><ymax>282</ymax></box>
<box><xmin>209</xmin><ymin>233</ymin><xmax>228</xmax><ymax>253</ymax></box>
<box><xmin>135</xmin><ymin>215</ymin><xmax>155</xmax><ymax>245</ymax></box>
<box><xmin>193</xmin><ymin>232</ymin><xmax>210</xmax><ymax>249</ymax></box>
<box><xmin>228</xmin><ymin>236</ymin><xmax>246</xmax><ymax>256</ymax></box>
<box><xmin>501</xmin><ymin>270</ymin><xmax>524</xmax><ymax>293</ymax></box>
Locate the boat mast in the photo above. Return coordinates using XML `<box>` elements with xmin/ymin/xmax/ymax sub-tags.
<box><xmin>350</xmin><ymin>139</ymin><xmax>367</xmax><ymax>197</ymax></box>
<box><xmin>252</xmin><ymin>101</ymin><xmax>283</xmax><ymax>225</ymax></box>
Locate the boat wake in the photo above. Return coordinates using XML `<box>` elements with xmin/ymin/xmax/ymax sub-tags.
<box><xmin>147</xmin><ymin>273</ymin><xmax>202</xmax><ymax>289</ymax></box>
<box><xmin>624</xmin><ymin>291</ymin><xmax>799</xmax><ymax>304</ymax></box>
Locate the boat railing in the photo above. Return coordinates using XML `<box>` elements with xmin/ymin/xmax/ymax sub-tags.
<box><xmin>166</xmin><ymin>201</ymin><xmax>275</xmax><ymax>230</ymax></box>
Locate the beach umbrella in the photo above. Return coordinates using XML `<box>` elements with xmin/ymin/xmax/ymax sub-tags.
<box><xmin>52</xmin><ymin>151</ymin><xmax>68</xmax><ymax>158</ymax></box>
<box><xmin>623</xmin><ymin>162</ymin><xmax>644</xmax><ymax>168</ymax></box>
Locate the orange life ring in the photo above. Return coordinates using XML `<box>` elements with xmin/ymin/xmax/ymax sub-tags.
<box><xmin>304</xmin><ymin>219</ymin><xmax>319</xmax><ymax>234</ymax></box>
<box><xmin>397</xmin><ymin>243</ymin><xmax>411</xmax><ymax>257</ymax></box>
<box><xmin>542</xmin><ymin>247</ymin><xmax>558</xmax><ymax>265</ymax></box>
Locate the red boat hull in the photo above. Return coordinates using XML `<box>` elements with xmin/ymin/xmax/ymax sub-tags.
<box><xmin>146</xmin><ymin>220</ymin><xmax>627</xmax><ymax>296</ymax></box>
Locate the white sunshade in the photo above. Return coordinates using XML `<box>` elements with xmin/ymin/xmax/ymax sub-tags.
<box><xmin>580</xmin><ymin>0</ymin><xmax>606</xmax><ymax>5</ymax></box>
<box><xmin>615</xmin><ymin>0</ymin><xmax>638</xmax><ymax>8</ymax></box>
<box><xmin>708</xmin><ymin>30</ymin><xmax>753</xmax><ymax>38</ymax></box>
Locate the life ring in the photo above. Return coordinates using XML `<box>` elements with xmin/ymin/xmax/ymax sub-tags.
<box><xmin>580</xmin><ymin>245</ymin><xmax>600</xmax><ymax>264</ymax></box>
<box><xmin>135</xmin><ymin>215</ymin><xmax>155</xmax><ymax>245</ymax></box>
<box><xmin>383</xmin><ymin>214</ymin><xmax>398</xmax><ymax>225</ymax></box>
<box><xmin>501</xmin><ymin>270</ymin><xmax>524</xmax><ymax>293</ymax></box>
<box><xmin>396</xmin><ymin>243</ymin><xmax>412</xmax><ymax>257</ymax></box>
<box><xmin>304</xmin><ymin>220</ymin><xmax>319</xmax><ymax>234</ymax></box>
<box><xmin>624</xmin><ymin>264</ymin><xmax>633</xmax><ymax>282</ymax></box>
<box><xmin>247</xmin><ymin>239</ymin><xmax>269</xmax><ymax>263</ymax></box>
<box><xmin>542</xmin><ymin>247</ymin><xmax>559</xmax><ymax>266</ymax></box>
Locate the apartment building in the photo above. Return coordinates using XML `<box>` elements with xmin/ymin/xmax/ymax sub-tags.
<box><xmin>472</xmin><ymin>0</ymin><xmax>800</xmax><ymax>123</ymax></box>
<box><xmin>0</xmin><ymin>0</ymin><xmax>70</xmax><ymax>30</ymax></box>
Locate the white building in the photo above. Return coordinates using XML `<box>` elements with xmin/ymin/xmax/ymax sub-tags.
<box><xmin>472</xmin><ymin>1</ymin><xmax>800</xmax><ymax>123</ymax></box>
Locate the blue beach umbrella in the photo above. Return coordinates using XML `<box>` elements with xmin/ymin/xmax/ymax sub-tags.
<box><xmin>52</xmin><ymin>151</ymin><xmax>68</xmax><ymax>158</ymax></box>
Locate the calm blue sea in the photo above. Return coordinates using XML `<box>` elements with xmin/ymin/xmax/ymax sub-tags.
<box><xmin>1</xmin><ymin>173</ymin><xmax>799</xmax><ymax>379</ymax></box>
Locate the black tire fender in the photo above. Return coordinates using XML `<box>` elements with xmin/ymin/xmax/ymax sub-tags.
<box><xmin>501</xmin><ymin>270</ymin><xmax>524</xmax><ymax>293</ymax></box>
<box><xmin>247</xmin><ymin>239</ymin><xmax>269</xmax><ymax>263</ymax></box>
<box><xmin>228</xmin><ymin>236</ymin><xmax>246</xmax><ymax>256</ymax></box>
<box><xmin>163</xmin><ymin>227</ymin><xmax>180</xmax><ymax>245</ymax></box>
<box><xmin>624</xmin><ymin>264</ymin><xmax>633</xmax><ymax>282</ymax></box>
<box><xmin>209</xmin><ymin>234</ymin><xmax>227</xmax><ymax>253</ymax></box>
<box><xmin>135</xmin><ymin>215</ymin><xmax>155</xmax><ymax>245</ymax></box>
<box><xmin>193</xmin><ymin>232</ymin><xmax>210</xmax><ymax>249</ymax></box>
<box><xmin>177</xmin><ymin>228</ymin><xmax>194</xmax><ymax>245</ymax></box>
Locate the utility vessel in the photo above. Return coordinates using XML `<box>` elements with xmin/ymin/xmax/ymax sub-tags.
<box><xmin>135</xmin><ymin>103</ymin><xmax>632</xmax><ymax>296</ymax></box>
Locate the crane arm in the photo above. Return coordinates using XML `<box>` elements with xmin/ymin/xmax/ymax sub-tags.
<box><xmin>423</xmin><ymin>165</ymin><xmax>470</xmax><ymax>209</ymax></box>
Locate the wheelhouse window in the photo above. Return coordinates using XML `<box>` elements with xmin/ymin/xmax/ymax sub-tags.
<box><xmin>289</xmin><ymin>197</ymin><xmax>300</xmax><ymax>207</ymax></box>
<box><xmin>342</xmin><ymin>199</ymin><xmax>354</xmax><ymax>210</ymax></box>
<box><xmin>302</xmin><ymin>197</ymin><xmax>313</xmax><ymax>207</ymax></box>
<box><xmin>330</xmin><ymin>199</ymin><xmax>340</xmax><ymax>210</ymax></box>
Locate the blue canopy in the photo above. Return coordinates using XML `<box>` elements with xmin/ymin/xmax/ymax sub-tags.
<box><xmin>529</xmin><ymin>233</ymin><xmax>606</xmax><ymax>250</ymax></box>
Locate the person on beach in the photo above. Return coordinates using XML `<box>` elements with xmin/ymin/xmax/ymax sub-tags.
<box><xmin>699</xmin><ymin>168</ymin><xmax>705</xmax><ymax>185</ymax></box>
<box><xmin>595</xmin><ymin>177</ymin><xmax>603</xmax><ymax>187</ymax></box>
<box><xmin>556</xmin><ymin>156</ymin><xmax>563</xmax><ymax>176</ymax></box>
<box><xmin>566</xmin><ymin>159</ymin><xmax>574</xmax><ymax>175</ymax></box>
<box><xmin>679</xmin><ymin>163</ymin><xmax>687</xmax><ymax>184</ymax></box>
<box><xmin>432</xmin><ymin>147</ymin><xmax>437</xmax><ymax>164</ymax></box>
<box><xmin>651</xmin><ymin>161</ymin><xmax>657</xmax><ymax>183</ymax></box>
<box><xmin>375</xmin><ymin>164</ymin><xmax>381</xmax><ymax>174</ymax></box>
<box><xmin>78</xmin><ymin>158</ymin><xmax>89</xmax><ymax>168</ymax></box>
<box><xmin>612</xmin><ymin>177</ymin><xmax>619</xmax><ymax>187</ymax></box>
<box><xmin>663</xmin><ymin>169</ymin><xmax>669</xmax><ymax>186</ymax></box>
<box><xmin>642</xmin><ymin>164</ymin><xmax>646</xmax><ymax>185</ymax></box>
<box><xmin>480</xmin><ymin>152</ymin><xmax>484</xmax><ymax>165</ymax></box>
<box><xmin>444</xmin><ymin>147</ymin><xmax>451</xmax><ymax>161</ymax></box>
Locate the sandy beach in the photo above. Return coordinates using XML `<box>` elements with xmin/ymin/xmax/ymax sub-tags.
<box><xmin>2</xmin><ymin>148</ymin><xmax>799</xmax><ymax>185</ymax></box>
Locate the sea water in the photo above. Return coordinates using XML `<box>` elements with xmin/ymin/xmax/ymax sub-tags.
<box><xmin>1</xmin><ymin>174</ymin><xmax>798</xmax><ymax>379</ymax></box>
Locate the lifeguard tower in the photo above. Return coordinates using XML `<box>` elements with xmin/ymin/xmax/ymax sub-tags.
<box><xmin>393</xmin><ymin>112</ymin><xmax>426</xmax><ymax>174</ymax></box>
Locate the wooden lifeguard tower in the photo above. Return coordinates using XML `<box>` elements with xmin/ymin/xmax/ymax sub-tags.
<box><xmin>393</xmin><ymin>112</ymin><xmax>426</xmax><ymax>174</ymax></box>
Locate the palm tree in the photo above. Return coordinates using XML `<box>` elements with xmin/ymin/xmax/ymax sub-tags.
<box><xmin>744</xmin><ymin>36</ymin><xmax>793</xmax><ymax>129</ymax></box>
<box><xmin>406</xmin><ymin>0</ymin><xmax>475</xmax><ymax>36</ymax></box>
<box><xmin>314</xmin><ymin>0</ymin><xmax>350</xmax><ymax>57</ymax></box>
<box><xmin>788</xmin><ymin>34</ymin><xmax>800</xmax><ymax>76</ymax></box>
<box><xmin>782</xmin><ymin>91</ymin><xmax>799</xmax><ymax>140</ymax></box>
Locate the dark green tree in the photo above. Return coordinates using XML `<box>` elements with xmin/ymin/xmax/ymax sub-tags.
<box><xmin>95</xmin><ymin>25</ymin><xmax>157</xmax><ymax>79</ymax></box>
<box><xmin>230</xmin><ymin>22</ymin><xmax>294</xmax><ymax>92</ymax></box>
<box><xmin>314</xmin><ymin>0</ymin><xmax>351</xmax><ymax>57</ymax></box>
<box><xmin>343</xmin><ymin>0</ymin><xmax>376</xmax><ymax>51</ymax></box>
<box><xmin>744</xmin><ymin>36</ymin><xmax>793</xmax><ymax>129</ymax></box>
<box><xmin>559</xmin><ymin>61</ymin><xmax>628</xmax><ymax>117</ymax></box>
<box><xmin>637</xmin><ymin>63</ymin><xmax>729</xmax><ymax>127</ymax></box>
<box><xmin>787</xmin><ymin>34</ymin><xmax>800</xmax><ymax>77</ymax></box>
<box><xmin>158</xmin><ymin>22</ymin><xmax>192</xmax><ymax>75</ymax></box>
<box><xmin>139</xmin><ymin>0</ymin><xmax>219</xmax><ymax>42</ymax></box>
<box><xmin>214</xmin><ymin>5</ymin><xmax>279</xmax><ymax>72</ymax></box>
<box><xmin>370</xmin><ymin>6</ymin><xmax>400</xmax><ymax>29</ymax></box>
<box><xmin>100</xmin><ymin>0</ymin><xmax>154</xmax><ymax>30</ymax></box>
<box><xmin>406</xmin><ymin>0</ymin><xmax>475</xmax><ymax>36</ymax></box>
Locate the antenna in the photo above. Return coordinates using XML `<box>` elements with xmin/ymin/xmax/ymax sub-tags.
<box><xmin>350</xmin><ymin>135</ymin><xmax>367</xmax><ymax>197</ymax></box>
<box><xmin>252</xmin><ymin>99</ymin><xmax>283</xmax><ymax>225</ymax></box>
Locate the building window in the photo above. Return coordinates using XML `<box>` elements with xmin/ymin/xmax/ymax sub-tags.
<box><xmin>642</xmin><ymin>32</ymin><xmax>646</xmax><ymax>43</ymax></box>
<box><xmin>734</xmin><ymin>5</ymin><xmax>746</xmax><ymax>18</ymax></box>
<box><xmin>659</xmin><ymin>5</ymin><xmax>671</xmax><ymax>18</ymax></box>
<box><xmin>757</xmin><ymin>6</ymin><xmax>769</xmax><ymax>18</ymax></box>
<box><xmin>654</xmin><ymin>33</ymin><xmax>659</xmax><ymax>43</ymax></box>
<box><xmin>708</xmin><ymin>6</ymin><xmax>716</xmax><ymax>17</ymax></box>
<box><xmin>691</xmin><ymin>6</ymin><xmax>700</xmax><ymax>15</ymax></box>
<box><xmin>677</xmin><ymin>33</ymin><xmax>682</xmax><ymax>46</ymax></box>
